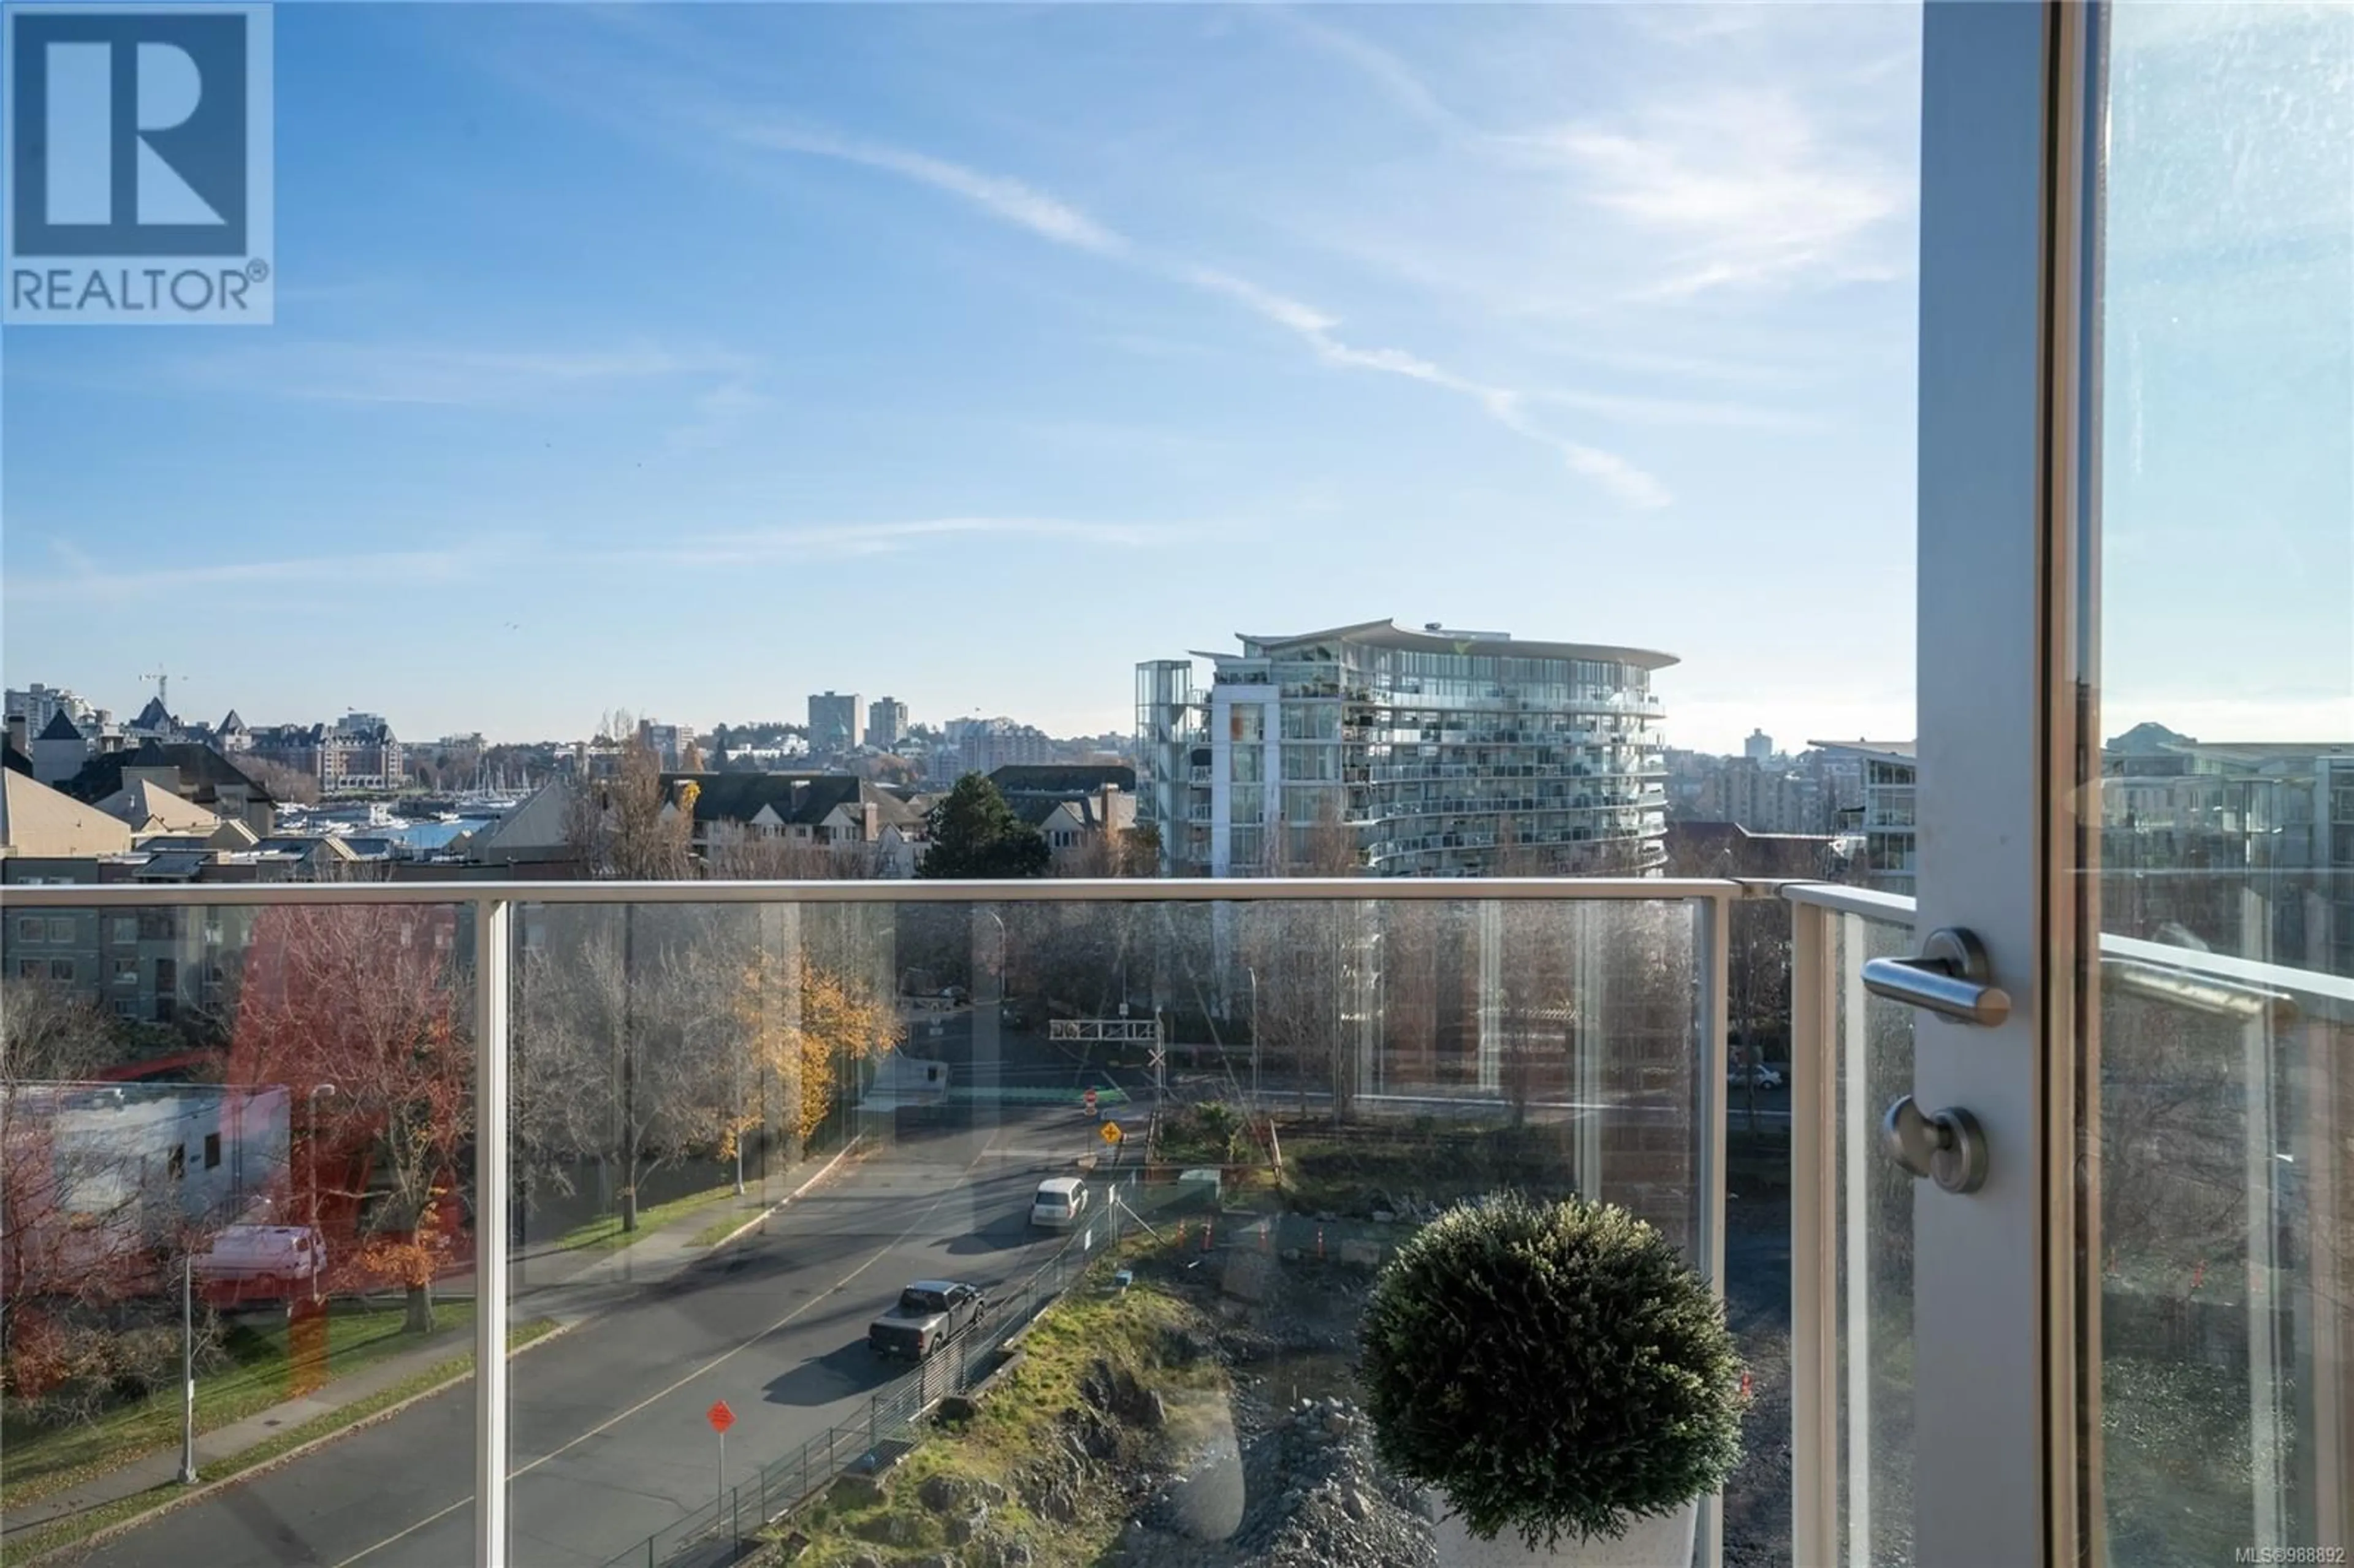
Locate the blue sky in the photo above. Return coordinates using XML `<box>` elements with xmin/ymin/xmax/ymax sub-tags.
<box><xmin>0</xmin><ymin>2</ymin><xmax>2068</xmax><ymax>752</ymax></box>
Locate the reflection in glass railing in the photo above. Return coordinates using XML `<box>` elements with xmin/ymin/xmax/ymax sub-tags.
<box><xmin>1828</xmin><ymin>908</ymin><xmax>1919</xmax><ymax>1568</ymax></box>
<box><xmin>1</xmin><ymin>900</ymin><xmax>486</xmax><ymax>1567</ymax></box>
<box><xmin>0</xmin><ymin>886</ymin><xmax>1740</xmax><ymax>1568</ymax></box>
<box><xmin>2092</xmin><ymin>942</ymin><xmax>2353</xmax><ymax>1566</ymax></box>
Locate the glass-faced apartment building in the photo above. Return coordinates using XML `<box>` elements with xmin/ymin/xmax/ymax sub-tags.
<box><xmin>1137</xmin><ymin>620</ymin><xmax>1673</xmax><ymax>877</ymax></box>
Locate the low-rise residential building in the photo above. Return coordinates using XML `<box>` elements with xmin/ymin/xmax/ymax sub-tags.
<box><xmin>3</xmin><ymin>769</ymin><xmax>137</xmax><ymax>864</ymax></box>
<box><xmin>989</xmin><ymin>764</ymin><xmax>1139</xmax><ymax>867</ymax></box>
<box><xmin>56</xmin><ymin>743</ymin><xmax>278</xmax><ymax>838</ymax></box>
<box><xmin>30</xmin><ymin>709</ymin><xmax>99</xmax><ymax>786</ymax></box>
<box><xmin>663</xmin><ymin>772</ymin><xmax>926</xmax><ymax>876</ymax></box>
<box><xmin>104</xmin><ymin>780</ymin><xmax>223</xmax><ymax>837</ymax></box>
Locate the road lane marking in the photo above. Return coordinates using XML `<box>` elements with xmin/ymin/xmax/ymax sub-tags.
<box><xmin>331</xmin><ymin>1128</ymin><xmax>1008</xmax><ymax>1568</ymax></box>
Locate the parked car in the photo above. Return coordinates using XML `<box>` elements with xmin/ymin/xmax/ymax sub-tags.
<box><xmin>193</xmin><ymin>1220</ymin><xmax>328</xmax><ymax>1304</ymax></box>
<box><xmin>1030</xmin><ymin>1177</ymin><xmax>1088</xmax><ymax>1230</ymax></box>
<box><xmin>867</xmin><ymin>1279</ymin><xmax>988</xmax><ymax>1360</ymax></box>
<box><xmin>1728</xmin><ymin>1062</ymin><xmax>1786</xmax><ymax>1090</ymax></box>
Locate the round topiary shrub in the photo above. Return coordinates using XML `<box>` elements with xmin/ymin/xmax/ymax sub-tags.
<box><xmin>1357</xmin><ymin>1192</ymin><xmax>1745</xmax><ymax>1549</ymax></box>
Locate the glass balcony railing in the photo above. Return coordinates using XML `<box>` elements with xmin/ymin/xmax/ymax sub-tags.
<box><xmin>1784</xmin><ymin>883</ymin><xmax>2354</xmax><ymax>1566</ymax></box>
<box><xmin>0</xmin><ymin>878</ymin><xmax>1742</xmax><ymax>1568</ymax></box>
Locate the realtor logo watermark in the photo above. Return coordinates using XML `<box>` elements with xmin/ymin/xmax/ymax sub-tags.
<box><xmin>4</xmin><ymin>3</ymin><xmax>273</xmax><ymax>324</ymax></box>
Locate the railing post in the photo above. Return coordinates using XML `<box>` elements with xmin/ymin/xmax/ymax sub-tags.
<box><xmin>1789</xmin><ymin>897</ymin><xmax>1838</xmax><ymax>1568</ymax></box>
<box><xmin>474</xmin><ymin>896</ymin><xmax>512</xmax><ymax>1568</ymax></box>
<box><xmin>1694</xmin><ymin>889</ymin><xmax>1731</xmax><ymax>1568</ymax></box>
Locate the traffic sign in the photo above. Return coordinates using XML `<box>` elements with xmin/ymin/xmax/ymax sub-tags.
<box><xmin>1083</xmin><ymin>1088</ymin><xmax>1099</xmax><ymax>1116</ymax></box>
<box><xmin>706</xmin><ymin>1400</ymin><xmax>736</xmax><ymax>1434</ymax></box>
<box><xmin>1099</xmin><ymin>1120</ymin><xmax>1123</xmax><ymax>1144</ymax></box>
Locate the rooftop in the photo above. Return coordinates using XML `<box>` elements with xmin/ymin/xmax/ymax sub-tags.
<box><xmin>1228</xmin><ymin>618</ymin><xmax>1678</xmax><ymax>671</ymax></box>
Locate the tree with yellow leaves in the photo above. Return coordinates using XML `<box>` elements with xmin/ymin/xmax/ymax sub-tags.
<box><xmin>728</xmin><ymin>948</ymin><xmax>902</xmax><ymax>1151</ymax></box>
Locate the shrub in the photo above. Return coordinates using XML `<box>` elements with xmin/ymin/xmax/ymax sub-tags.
<box><xmin>1357</xmin><ymin>1192</ymin><xmax>1745</xmax><ymax>1548</ymax></box>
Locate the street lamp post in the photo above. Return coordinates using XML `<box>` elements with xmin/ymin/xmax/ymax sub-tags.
<box><xmin>1245</xmin><ymin>966</ymin><xmax>1260</xmax><ymax>1122</ymax></box>
<box><xmin>980</xmin><ymin>908</ymin><xmax>1008</xmax><ymax>1003</ymax></box>
<box><xmin>733</xmin><ymin>1042</ymin><xmax>747</xmax><ymax>1197</ymax></box>
<box><xmin>178</xmin><ymin>1254</ymin><xmax>198</xmax><ymax>1485</ymax></box>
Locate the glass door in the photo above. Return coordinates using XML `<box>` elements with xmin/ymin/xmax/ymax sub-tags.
<box><xmin>1873</xmin><ymin>4</ymin><xmax>2352</xmax><ymax>1566</ymax></box>
<box><xmin>2079</xmin><ymin>3</ymin><xmax>2351</xmax><ymax>1564</ymax></box>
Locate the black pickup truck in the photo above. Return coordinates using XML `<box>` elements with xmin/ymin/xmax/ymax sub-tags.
<box><xmin>866</xmin><ymin>1280</ymin><xmax>988</xmax><ymax>1360</ymax></box>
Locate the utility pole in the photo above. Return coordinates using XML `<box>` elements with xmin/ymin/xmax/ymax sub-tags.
<box><xmin>179</xmin><ymin>1255</ymin><xmax>199</xmax><ymax>1485</ymax></box>
<box><xmin>1246</xmin><ymin>965</ymin><xmax>1261</xmax><ymax>1122</ymax></box>
<box><xmin>620</xmin><ymin>904</ymin><xmax>638</xmax><ymax>1231</ymax></box>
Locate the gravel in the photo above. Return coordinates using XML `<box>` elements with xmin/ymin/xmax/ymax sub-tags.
<box><xmin>1108</xmin><ymin>1396</ymin><xmax>1434</xmax><ymax>1568</ymax></box>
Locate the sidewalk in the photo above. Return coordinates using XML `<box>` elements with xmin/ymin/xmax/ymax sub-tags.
<box><xmin>2</xmin><ymin>1143</ymin><xmax>861</xmax><ymax>1555</ymax></box>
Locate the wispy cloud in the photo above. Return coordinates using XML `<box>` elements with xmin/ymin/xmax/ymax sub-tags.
<box><xmin>1265</xmin><ymin>12</ymin><xmax>1910</xmax><ymax>303</ymax></box>
<box><xmin>1545</xmin><ymin>91</ymin><xmax>1908</xmax><ymax>299</ymax></box>
<box><xmin>9</xmin><ymin>544</ymin><xmax>500</xmax><ymax>605</ymax></box>
<box><xmin>639</xmin><ymin>517</ymin><xmax>1171</xmax><ymax>565</ymax></box>
<box><xmin>731</xmin><ymin>124</ymin><xmax>1130</xmax><ymax>257</ymax></box>
<box><xmin>666</xmin><ymin>382</ymin><xmax>769</xmax><ymax>452</ymax></box>
<box><xmin>1186</xmin><ymin>268</ymin><xmax>1674</xmax><ymax>509</ymax></box>
<box><xmin>6</xmin><ymin>517</ymin><xmax>1162</xmax><ymax>601</ymax></box>
<box><xmin>158</xmin><ymin>341</ymin><xmax>759</xmax><ymax>407</ymax></box>
<box><xmin>1531</xmin><ymin>386</ymin><xmax>1826</xmax><ymax>432</ymax></box>
<box><xmin>1255</xmin><ymin>9</ymin><xmax>1478</xmax><ymax>143</ymax></box>
<box><xmin>733</xmin><ymin>125</ymin><xmax>1671</xmax><ymax>509</ymax></box>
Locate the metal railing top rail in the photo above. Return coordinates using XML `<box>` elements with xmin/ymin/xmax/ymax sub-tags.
<box><xmin>0</xmin><ymin>874</ymin><xmax>1743</xmax><ymax>908</ymax></box>
<box><xmin>1777</xmin><ymin>880</ymin><xmax>1919</xmax><ymax>921</ymax></box>
<box><xmin>2103</xmin><ymin>929</ymin><xmax>2354</xmax><ymax>1018</ymax></box>
<box><xmin>1778</xmin><ymin>880</ymin><xmax>2354</xmax><ymax>1018</ymax></box>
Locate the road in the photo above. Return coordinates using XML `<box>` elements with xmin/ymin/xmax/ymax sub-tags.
<box><xmin>77</xmin><ymin>1105</ymin><xmax>1088</xmax><ymax>1568</ymax></box>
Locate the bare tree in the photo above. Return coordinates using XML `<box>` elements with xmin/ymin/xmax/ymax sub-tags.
<box><xmin>235</xmin><ymin>753</ymin><xmax>322</xmax><ymax>805</ymax></box>
<box><xmin>513</xmin><ymin>907</ymin><xmax>737</xmax><ymax>1233</ymax></box>
<box><xmin>1240</xmin><ymin>902</ymin><xmax>1356</xmax><ymax>1123</ymax></box>
<box><xmin>1</xmin><ymin>1084</ymin><xmax>236</xmax><ymax>1427</ymax></box>
<box><xmin>563</xmin><ymin>736</ymin><xmax>695</xmax><ymax>880</ymax></box>
<box><xmin>229</xmin><ymin>905</ymin><xmax>468</xmax><ymax>1332</ymax></box>
<box><xmin>1</xmin><ymin>978</ymin><xmax>123</xmax><ymax>1085</ymax></box>
<box><xmin>704</xmin><ymin>821</ymin><xmax>889</xmax><ymax>881</ymax></box>
<box><xmin>1053</xmin><ymin>824</ymin><xmax>1161</xmax><ymax>879</ymax></box>
<box><xmin>1271</xmin><ymin>791</ymin><xmax>1361</xmax><ymax>878</ymax></box>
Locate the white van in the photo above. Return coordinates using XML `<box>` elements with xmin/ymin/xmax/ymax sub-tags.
<box><xmin>1030</xmin><ymin>1177</ymin><xmax>1088</xmax><ymax>1230</ymax></box>
<box><xmin>194</xmin><ymin>1221</ymin><xmax>328</xmax><ymax>1303</ymax></box>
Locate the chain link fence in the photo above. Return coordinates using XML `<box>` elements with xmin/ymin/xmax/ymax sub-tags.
<box><xmin>600</xmin><ymin>1188</ymin><xmax>1173</xmax><ymax>1568</ymax></box>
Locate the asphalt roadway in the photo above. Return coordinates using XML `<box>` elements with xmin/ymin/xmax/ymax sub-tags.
<box><xmin>75</xmin><ymin>1103</ymin><xmax>1089</xmax><ymax>1568</ymax></box>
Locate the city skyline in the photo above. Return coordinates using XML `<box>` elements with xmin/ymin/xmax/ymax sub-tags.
<box><xmin>4</xmin><ymin>4</ymin><xmax>1925</xmax><ymax>755</ymax></box>
<box><xmin>7</xmin><ymin>6</ymin><xmax>2339</xmax><ymax>753</ymax></box>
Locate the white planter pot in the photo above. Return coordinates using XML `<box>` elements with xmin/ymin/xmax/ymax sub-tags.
<box><xmin>1428</xmin><ymin>1496</ymin><xmax>1699</xmax><ymax>1567</ymax></box>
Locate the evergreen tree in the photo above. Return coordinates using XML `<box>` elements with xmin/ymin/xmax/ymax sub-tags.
<box><xmin>918</xmin><ymin>774</ymin><xmax>1049</xmax><ymax>878</ymax></box>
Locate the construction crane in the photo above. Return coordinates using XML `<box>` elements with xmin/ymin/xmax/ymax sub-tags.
<box><xmin>139</xmin><ymin>668</ymin><xmax>182</xmax><ymax>711</ymax></box>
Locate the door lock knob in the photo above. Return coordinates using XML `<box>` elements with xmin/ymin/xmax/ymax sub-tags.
<box><xmin>1883</xmin><ymin>1094</ymin><xmax>1989</xmax><ymax>1194</ymax></box>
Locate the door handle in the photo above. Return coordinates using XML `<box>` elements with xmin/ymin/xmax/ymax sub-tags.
<box><xmin>1883</xmin><ymin>1095</ymin><xmax>1989</xmax><ymax>1194</ymax></box>
<box><xmin>1862</xmin><ymin>927</ymin><xmax>2011</xmax><ymax>1026</ymax></box>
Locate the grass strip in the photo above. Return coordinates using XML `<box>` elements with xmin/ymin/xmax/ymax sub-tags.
<box><xmin>4</xmin><ymin>1319</ymin><xmax>558</xmax><ymax>1566</ymax></box>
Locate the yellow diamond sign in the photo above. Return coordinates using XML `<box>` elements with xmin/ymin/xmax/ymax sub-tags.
<box><xmin>1099</xmin><ymin>1120</ymin><xmax>1124</xmax><ymax>1144</ymax></box>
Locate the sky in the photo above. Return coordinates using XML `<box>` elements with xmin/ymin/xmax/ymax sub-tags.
<box><xmin>1</xmin><ymin>3</ymin><xmax>2337</xmax><ymax>754</ymax></box>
